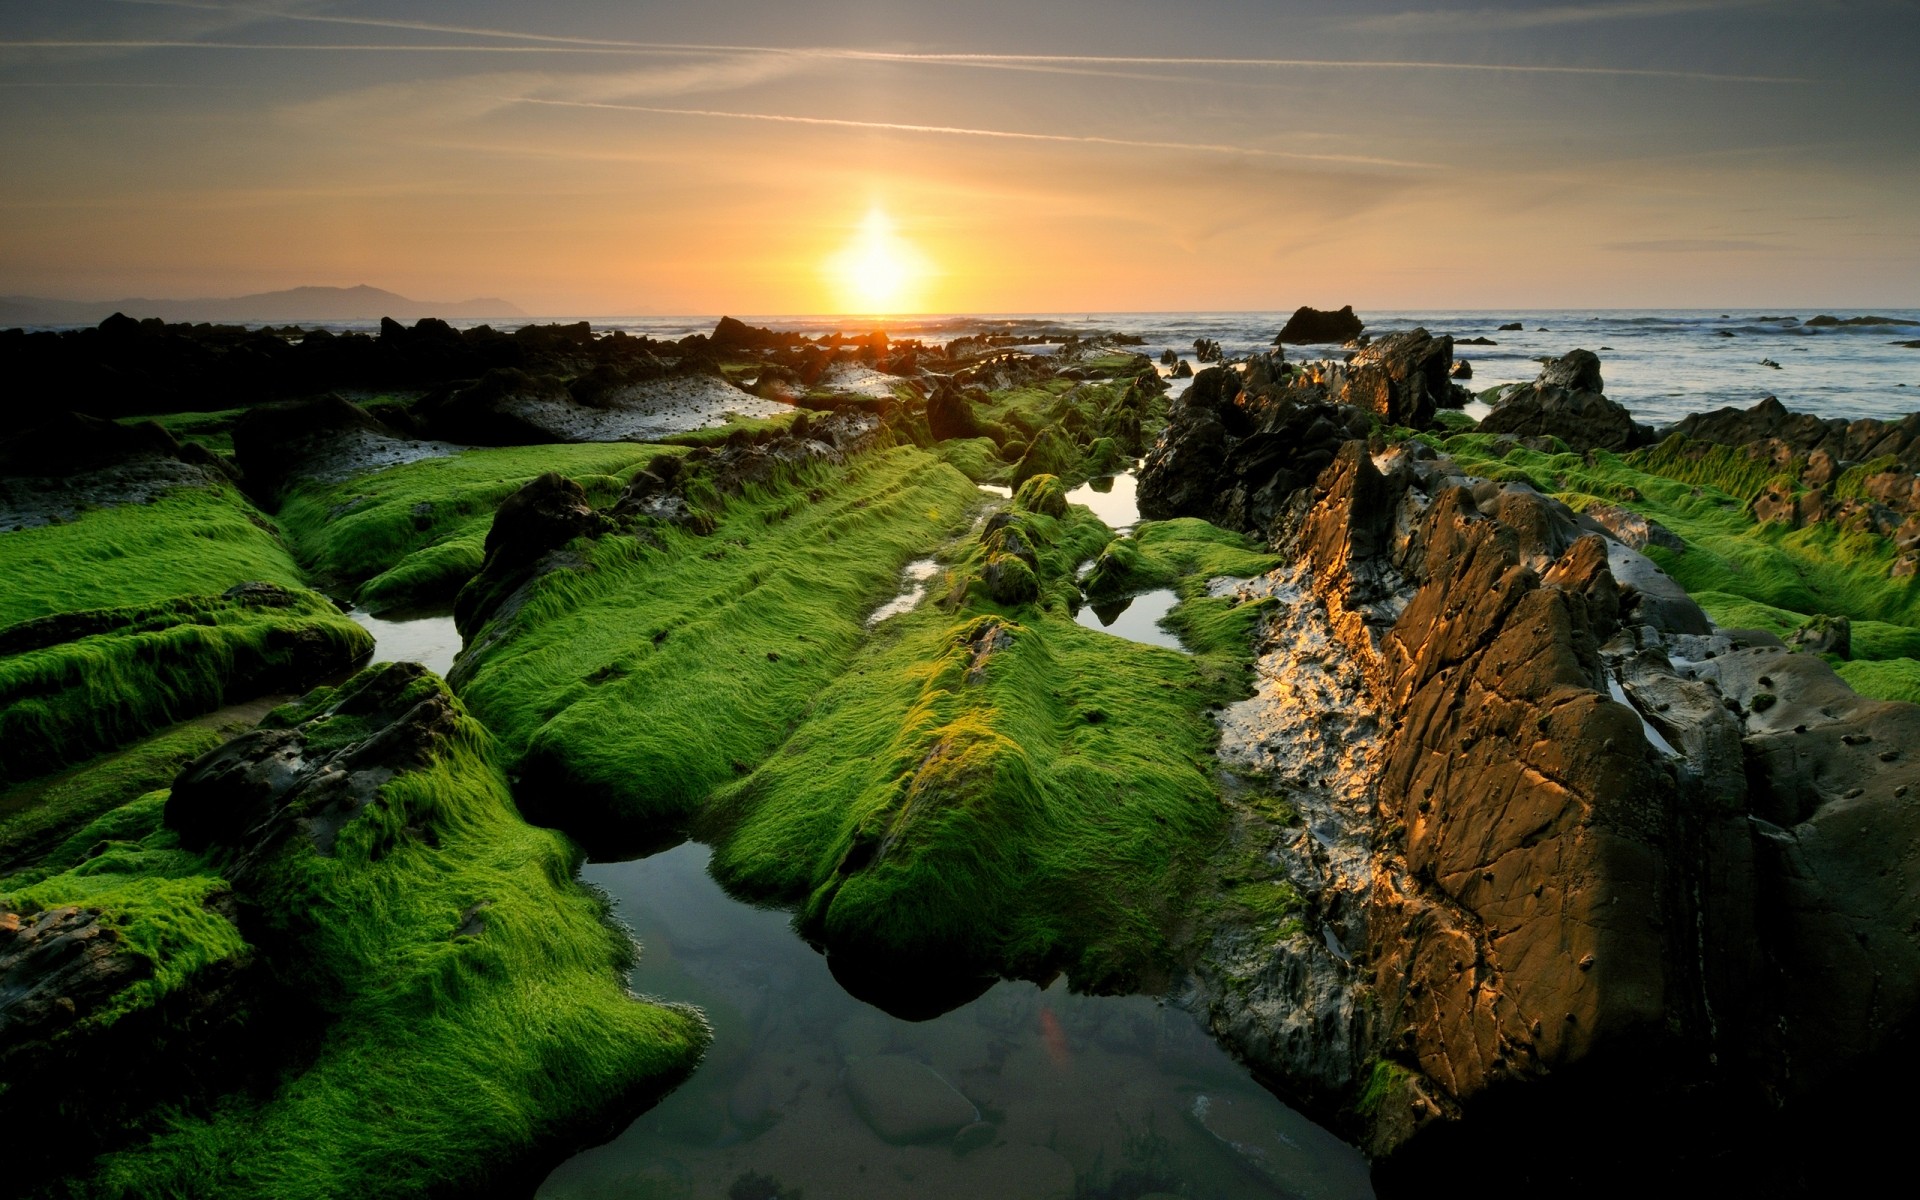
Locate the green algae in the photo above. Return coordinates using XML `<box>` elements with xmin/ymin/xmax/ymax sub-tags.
<box><xmin>27</xmin><ymin>668</ymin><xmax>708</xmax><ymax>1200</ymax></box>
<box><xmin>0</xmin><ymin>480</ymin><xmax>306</xmax><ymax>626</ymax></box>
<box><xmin>0</xmin><ymin>589</ymin><xmax>371</xmax><ymax>784</ymax></box>
<box><xmin>1430</xmin><ymin>433</ymin><xmax>1920</xmax><ymax>702</ymax></box>
<box><xmin>700</xmin><ymin>481</ymin><xmax>1276</xmax><ymax>991</ymax></box>
<box><xmin>277</xmin><ymin>443</ymin><xmax>679</xmax><ymax>613</ymax></box>
<box><xmin>454</xmin><ymin>446</ymin><xmax>987</xmax><ymax>841</ymax></box>
<box><xmin>0</xmin><ymin>723</ymin><xmax>226</xmax><ymax>872</ymax></box>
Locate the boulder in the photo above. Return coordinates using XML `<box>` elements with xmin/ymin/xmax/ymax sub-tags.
<box><xmin>1477</xmin><ymin>350</ymin><xmax>1651</xmax><ymax>452</ymax></box>
<box><xmin>1790</xmin><ymin>613</ymin><xmax>1851</xmax><ymax>657</ymax></box>
<box><xmin>926</xmin><ymin>381</ymin><xmax>987</xmax><ymax>442</ymax></box>
<box><xmin>1332</xmin><ymin>328</ymin><xmax>1452</xmax><ymax>429</ymax></box>
<box><xmin>454</xmin><ymin>473</ymin><xmax>607</xmax><ymax>637</ymax></box>
<box><xmin>1276</xmin><ymin>305</ymin><xmax>1365</xmax><ymax>345</ymax></box>
<box><xmin>841</xmin><ymin>1054</ymin><xmax>978</xmax><ymax>1144</ymax></box>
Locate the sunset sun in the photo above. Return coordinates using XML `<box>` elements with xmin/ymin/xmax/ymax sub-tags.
<box><xmin>826</xmin><ymin>208</ymin><xmax>928</xmax><ymax>314</ymax></box>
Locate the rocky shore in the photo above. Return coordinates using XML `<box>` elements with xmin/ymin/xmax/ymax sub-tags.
<box><xmin>3</xmin><ymin>307</ymin><xmax>1918</xmax><ymax>1196</ymax></box>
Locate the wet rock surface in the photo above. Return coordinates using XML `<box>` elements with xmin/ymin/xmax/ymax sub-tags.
<box><xmin>0</xmin><ymin>410</ymin><xmax>232</xmax><ymax>527</ymax></box>
<box><xmin>233</xmin><ymin>392</ymin><xmax>459</xmax><ymax>499</ymax></box>
<box><xmin>1153</xmin><ymin>410</ymin><xmax>1920</xmax><ymax>1186</ymax></box>
<box><xmin>1478</xmin><ymin>350</ymin><xmax>1653</xmax><ymax>451</ymax></box>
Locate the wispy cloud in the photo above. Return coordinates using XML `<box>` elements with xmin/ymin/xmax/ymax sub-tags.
<box><xmin>509</xmin><ymin>97</ymin><xmax>1444</xmax><ymax>169</ymax></box>
<box><xmin>1352</xmin><ymin>0</ymin><xmax>1781</xmax><ymax>33</ymax></box>
<box><xmin>88</xmin><ymin>0</ymin><xmax>1805</xmax><ymax>83</ymax></box>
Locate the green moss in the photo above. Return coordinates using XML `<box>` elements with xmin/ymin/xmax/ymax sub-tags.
<box><xmin>1356</xmin><ymin>1060</ymin><xmax>1413</xmax><ymax>1117</ymax></box>
<box><xmin>934</xmin><ymin>436</ymin><xmax>1007</xmax><ymax>484</ymax></box>
<box><xmin>277</xmin><ymin>443</ymin><xmax>679</xmax><ymax>613</ymax></box>
<box><xmin>0</xmin><ymin>590</ymin><xmax>371</xmax><ymax>784</ymax></box>
<box><xmin>699</xmin><ymin>484</ymin><xmax>1276</xmax><ymax>991</ymax></box>
<box><xmin>0</xmin><ymin>481</ymin><xmax>305</xmax><ymax>626</ymax></box>
<box><xmin>60</xmin><ymin>671</ymin><xmax>709</xmax><ymax>1200</ymax></box>
<box><xmin>0</xmin><ymin>724</ymin><xmax>225</xmax><ymax>872</ymax></box>
<box><xmin>656</xmin><ymin>409</ymin><xmax>800</xmax><ymax>447</ymax></box>
<box><xmin>1431</xmin><ymin>434</ymin><xmax>1920</xmax><ymax>680</ymax></box>
<box><xmin>454</xmin><ymin>446</ymin><xmax>987</xmax><ymax>838</ymax></box>
<box><xmin>1011</xmin><ymin>426</ymin><xmax>1080</xmax><ymax>489</ymax></box>
<box><xmin>1836</xmin><ymin>657</ymin><xmax>1920</xmax><ymax>703</ymax></box>
<box><xmin>119</xmin><ymin>409</ymin><xmax>246</xmax><ymax>456</ymax></box>
<box><xmin>1083</xmin><ymin>519</ymin><xmax>1279</xmax><ymax>605</ymax></box>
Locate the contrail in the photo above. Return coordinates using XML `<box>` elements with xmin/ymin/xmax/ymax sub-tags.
<box><xmin>100</xmin><ymin>0</ymin><xmax>1805</xmax><ymax>83</ymax></box>
<box><xmin>509</xmin><ymin>97</ymin><xmax>1444</xmax><ymax>169</ymax></box>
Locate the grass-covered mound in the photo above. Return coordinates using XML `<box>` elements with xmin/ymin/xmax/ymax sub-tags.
<box><xmin>0</xmin><ymin>478</ymin><xmax>307</xmax><ymax>626</ymax></box>
<box><xmin>2</xmin><ymin>664</ymin><xmax>708</xmax><ymax>1200</ymax></box>
<box><xmin>1429</xmin><ymin>432</ymin><xmax>1920</xmax><ymax>698</ymax></box>
<box><xmin>277</xmin><ymin>443</ymin><xmax>679</xmax><ymax>613</ymax></box>
<box><xmin>454</xmin><ymin>445</ymin><xmax>986</xmax><ymax>843</ymax></box>
<box><xmin>702</xmin><ymin>479</ymin><xmax>1279</xmax><ymax>992</ymax></box>
<box><xmin>0</xmin><ymin>586</ymin><xmax>371</xmax><ymax>784</ymax></box>
<box><xmin>0</xmin><ymin>474</ymin><xmax>372</xmax><ymax>783</ymax></box>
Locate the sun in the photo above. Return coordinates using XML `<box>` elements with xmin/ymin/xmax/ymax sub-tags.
<box><xmin>826</xmin><ymin>208</ymin><xmax>928</xmax><ymax>314</ymax></box>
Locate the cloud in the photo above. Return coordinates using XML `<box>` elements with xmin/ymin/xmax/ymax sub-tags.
<box><xmin>507</xmin><ymin>98</ymin><xmax>1446</xmax><ymax>169</ymax></box>
<box><xmin>1351</xmin><ymin>0</ymin><xmax>1781</xmax><ymax>34</ymax></box>
<box><xmin>1603</xmin><ymin>237</ymin><xmax>1780</xmax><ymax>251</ymax></box>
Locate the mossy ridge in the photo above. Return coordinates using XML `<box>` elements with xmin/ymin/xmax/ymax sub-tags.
<box><xmin>33</xmin><ymin>668</ymin><xmax>708</xmax><ymax>1200</ymax></box>
<box><xmin>656</xmin><ymin>409</ymin><xmax>801</xmax><ymax>447</ymax></box>
<box><xmin>701</xmin><ymin>482</ymin><xmax>1277</xmax><ymax>992</ymax></box>
<box><xmin>1429</xmin><ymin>434</ymin><xmax>1920</xmax><ymax>700</ymax></box>
<box><xmin>0</xmin><ymin>480</ymin><xmax>305</xmax><ymax>626</ymax></box>
<box><xmin>276</xmin><ymin>442</ymin><xmax>678</xmax><ymax>613</ymax></box>
<box><xmin>0</xmin><ymin>589</ymin><xmax>371</xmax><ymax>785</ymax></box>
<box><xmin>118</xmin><ymin>408</ymin><xmax>247</xmax><ymax>456</ymax></box>
<box><xmin>454</xmin><ymin>445</ymin><xmax>987</xmax><ymax>840</ymax></box>
<box><xmin>0</xmin><ymin>722</ymin><xmax>227</xmax><ymax>874</ymax></box>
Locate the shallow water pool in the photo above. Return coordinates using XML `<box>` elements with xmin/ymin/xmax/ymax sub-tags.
<box><xmin>1073</xmin><ymin>588</ymin><xmax>1186</xmax><ymax>652</ymax></box>
<box><xmin>539</xmin><ymin>843</ymin><xmax>1373</xmax><ymax>1200</ymax></box>
<box><xmin>346</xmin><ymin>606</ymin><xmax>462</xmax><ymax>678</ymax></box>
<box><xmin>1065</xmin><ymin>471</ymin><xmax>1142</xmax><ymax>532</ymax></box>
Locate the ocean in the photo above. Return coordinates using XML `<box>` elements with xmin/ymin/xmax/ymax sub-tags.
<box><xmin>152</xmin><ymin>308</ymin><xmax>1920</xmax><ymax>428</ymax></box>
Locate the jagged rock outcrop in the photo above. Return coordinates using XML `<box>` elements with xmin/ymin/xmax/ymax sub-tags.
<box><xmin>1327</xmin><ymin>328</ymin><xmax>1452</xmax><ymax>429</ymax></box>
<box><xmin>1172</xmin><ymin>420</ymin><xmax>1920</xmax><ymax>1189</ymax></box>
<box><xmin>0</xmin><ymin>410</ymin><xmax>234</xmax><ymax>527</ymax></box>
<box><xmin>1277</xmin><ymin>305</ymin><xmax>1366</xmax><ymax>345</ymax></box>
<box><xmin>234</xmin><ymin>393</ymin><xmax>456</xmax><ymax>499</ymax></box>
<box><xmin>454</xmin><ymin>472</ymin><xmax>607</xmax><ymax>638</ymax></box>
<box><xmin>1478</xmin><ymin>350</ymin><xmax>1653</xmax><ymax>452</ymax></box>
<box><xmin>1137</xmin><ymin>367</ymin><xmax>1371</xmax><ymax>537</ymax></box>
<box><xmin>1669</xmin><ymin>395</ymin><xmax>1920</xmax><ymax>473</ymax></box>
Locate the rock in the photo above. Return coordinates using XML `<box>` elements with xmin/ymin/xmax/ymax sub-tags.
<box><xmin>1276</xmin><ymin>305</ymin><xmax>1365</xmax><ymax>345</ymax></box>
<box><xmin>1331</xmin><ymin>328</ymin><xmax>1452</xmax><ymax>429</ymax></box>
<box><xmin>1498</xmin><ymin>322</ymin><xmax>1524</xmax><ymax>331</ymax></box>
<box><xmin>1450</xmin><ymin>359</ymin><xmax>1472</xmax><ymax>380</ymax></box>
<box><xmin>926</xmin><ymin>380</ymin><xmax>988</xmax><ymax>442</ymax></box>
<box><xmin>952</xmin><ymin>1120</ymin><xmax>997</xmax><ymax>1155</ymax></box>
<box><xmin>1790</xmin><ymin>613</ymin><xmax>1851</xmax><ymax>657</ymax></box>
<box><xmin>1806</xmin><ymin>314</ymin><xmax>1920</xmax><ymax>328</ymax></box>
<box><xmin>1578</xmin><ymin>500</ymin><xmax>1685</xmax><ymax>553</ymax></box>
<box><xmin>454</xmin><ymin>473</ymin><xmax>607</xmax><ymax>637</ymax></box>
<box><xmin>1668</xmin><ymin>396</ymin><xmax>1920</xmax><ymax>476</ymax></box>
<box><xmin>1172</xmin><ymin>359</ymin><xmax>1192</xmax><ymax>378</ymax></box>
<box><xmin>166</xmin><ymin>662</ymin><xmax>461</xmax><ymax>868</ymax></box>
<box><xmin>1478</xmin><ymin>350</ymin><xmax>1650</xmax><ymax>452</ymax></box>
<box><xmin>981</xmin><ymin>553</ymin><xmax>1039</xmax><ymax>605</ymax></box>
<box><xmin>0</xmin><ymin>906</ymin><xmax>151</xmax><ymax>1050</ymax></box>
<box><xmin>841</xmin><ymin>1054</ymin><xmax>978</xmax><ymax>1144</ymax></box>
<box><xmin>232</xmin><ymin>393</ymin><xmax>443</xmax><ymax>499</ymax></box>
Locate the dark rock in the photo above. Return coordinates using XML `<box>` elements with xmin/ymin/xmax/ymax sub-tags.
<box><xmin>231</xmin><ymin>393</ymin><xmax>411</xmax><ymax>499</ymax></box>
<box><xmin>1790</xmin><ymin>613</ymin><xmax>1851</xmax><ymax>658</ymax></box>
<box><xmin>1449</xmin><ymin>360</ymin><xmax>1472</xmax><ymax>380</ymax></box>
<box><xmin>1173</xmin><ymin>359</ymin><xmax>1193</xmax><ymax>378</ymax></box>
<box><xmin>1806</xmin><ymin>314</ymin><xmax>1919</xmax><ymax>328</ymax></box>
<box><xmin>455</xmin><ymin>473</ymin><xmax>608</xmax><ymax>637</ymax></box>
<box><xmin>0</xmin><ymin>906</ymin><xmax>151</xmax><ymax>1051</ymax></box>
<box><xmin>1332</xmin><ymin>328</ymin><xmax>1452</xmax><ymax>429</ymax></box>
<box><xmin>415</xmin><ymin>367</ymin><xmax>577</xmax><ymax>446</ymax></box>
<box><xmin>1276</xmin><ymin>305</ymin><xmax>1365</xmax><ymax>345</ymax></box>
<box><xmin>167</xmin><ymin>661</ymin><xmax>460</xmax><ymax>869</ymax></box>
<box><xmin>1498</xmin><ymin>322</ymin><xmax>1524</xmax><ymax>331</ymax></box>
<box><xmin>926</xmin><ymin>381</ymin><xmax>987</xmax><ymax>442</ymax></box>
<box><xmin>1667</xmin><ymin>396</ymin><xmax>1920</xmax><ymax>475</ymax></box>
<box><xmin>1478</xmin><ymin>350</ymin><xmax>1650</xmax><ymax>452</ymax></box>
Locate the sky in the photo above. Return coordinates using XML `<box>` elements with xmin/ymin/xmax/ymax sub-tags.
<box><xmin>1</xmin><ymin>0</ymin><xmax>1917</xmax><ymax>314</ymax></box>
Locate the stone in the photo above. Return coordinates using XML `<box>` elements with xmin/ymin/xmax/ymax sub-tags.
<box><xmin>1790</xmin><ymin>613</ymin><xmax>1851</xmax><ymax>658</ymax></box>
<box><xmin>842</xmin><ymin>1054</ymin><xmax>978</xmax><ymax>1144</ymax></box>
<box><xmin>1276</xmin><ymin>305</ymin><xmax>1365</xmax><ymax>344</ymax></box>
<box><xmin>1477</xmin><ymin>350</ymin><xmax>1650</xmax><ymax>452</ymax></box>
<box><xmin>1331</xmin><ymin>328</ymin><xmax>1453</xmax><ymax>429</ymax></box>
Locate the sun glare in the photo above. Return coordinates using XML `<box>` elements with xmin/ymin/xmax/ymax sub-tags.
<box><xmin>826</xmin><ymin>208</ymin><xmax>927</xmax><ymax>314</ymax></box>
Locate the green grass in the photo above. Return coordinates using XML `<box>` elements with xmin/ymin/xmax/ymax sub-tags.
<box><xmin>0</xmin><ymin>589</ymin><xmax>371</xmax><ymax>784</ymax></box>
<box><xmin>0</xmin><ymin>723</ymin><xmax>227</xmax><ymax>872</ymax></box>
<box><xmin>277</xmin><ymin>443</ymin><xmax>680</xmax><ymax>613</ymax></box>
<box><xmin>656</xmin><ymin>409</ymin><xmax>800</xmax><ymax>447</ymax></box>
<box><xmin>27</xmin><ymin>666</ymin><xmax>709</xmax><ymax>1200</ymax></box>
<box><xmin>1430</xmin><ymin>433</ymin><xmax>1920</xmax><ymax>701</ymax></box>
<box><xmin>698</xmin><ymin>481</ymin><xmax>1276</xmax><ymax>991</ymax></box>
<box><xmin>0</xmin><ymin>480</ymin><xmax>305</xmax><ymax>626</ymax></box>
<box><xmin>119</xmin><ymin>409</ymin><xmax>247</xmax><ymax>456</ymax></box>
<box><xmin>454</xmin><ymin>446</ymin><xmax>988</xmax><ymax>842</ymax></box>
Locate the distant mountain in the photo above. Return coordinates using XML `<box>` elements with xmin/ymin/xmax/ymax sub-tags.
<box><xmin>0</xmin><ymin>284</ymin><xmax>526</xmax><ymax>326</ymax></box>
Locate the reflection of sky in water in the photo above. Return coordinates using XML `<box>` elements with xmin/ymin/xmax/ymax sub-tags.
<box><xmin>1065</xmin><ymin>471</ymin><xmax>1141</xmax><ymax>532</ymax></box>
<box><xmin>346</xmin><ymin>607</ymin><xmax>461</xmax><ymax>678</ymax></box>
<box><xmin>542</xmin><ymin>844</ymin><xmax>1373</xmax><ymax>1200</ymax></box>
<box><xmin>1074</xmin><ymin>587</ymin><xmax>1186</xmax><ymax>652</ymax></box>
<box><xmin>867</xmin><ymin>558</ymin><xmax>941</xmax><ymax>626</ymax></box>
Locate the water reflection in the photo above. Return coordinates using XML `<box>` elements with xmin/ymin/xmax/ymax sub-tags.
<box><xmin>345</xmin><ymin>606</ymin><xmax>462</xmax><ymax>678</ymax></box>
<box><xmin>540</xmin><ymin>844</ymin><xmax>1373</xmax><ymax>1200</ymax></box>
<box><xmin>1074</xmin><ymin>589</ymin><xmax>1186</xmax><ymax>652</ymax></box>
<box><xmin>1065</xmin><ymin>471</ymin><xmax>1142</xmax><ymax>533</ymax></box>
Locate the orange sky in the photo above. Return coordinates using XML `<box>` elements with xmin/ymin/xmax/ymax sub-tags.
<box><xmin>3</xmin><ymin>1</ymin><xmax>1917</xmax><ymax>313</ymax></box>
